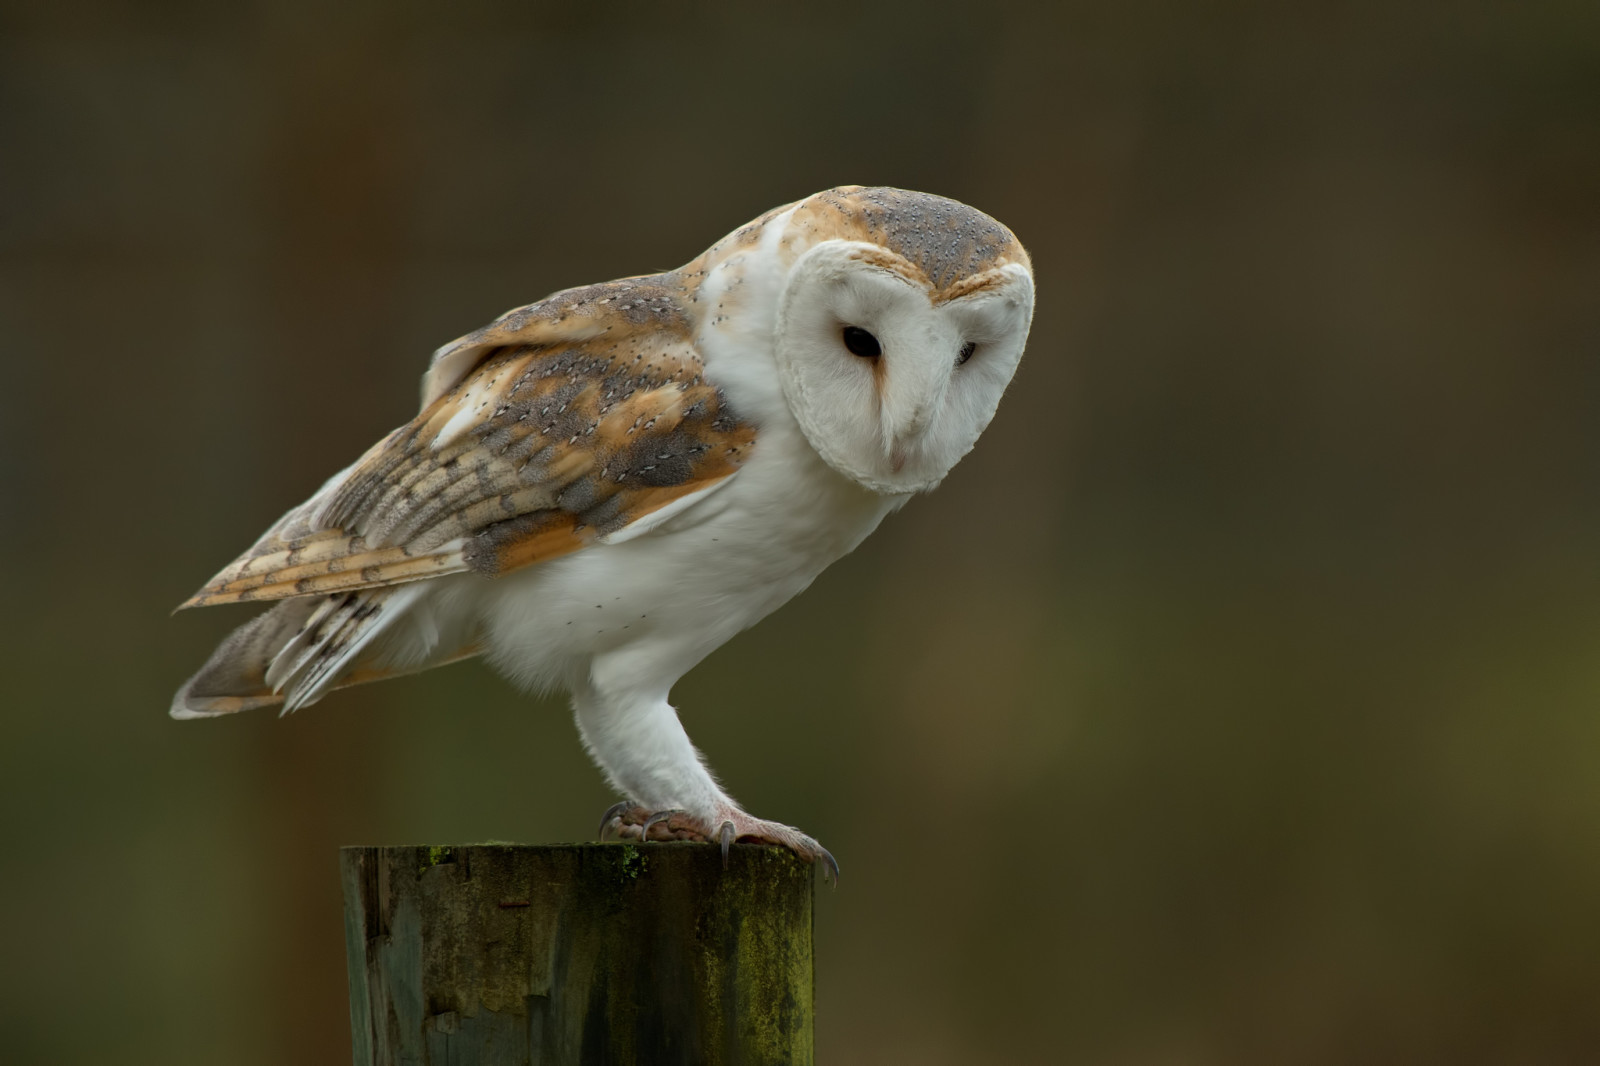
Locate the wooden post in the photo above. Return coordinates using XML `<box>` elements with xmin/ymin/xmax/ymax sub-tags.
<box><xmin>341</xmin><ymin>843</ymin><xmax>815</xmax><ymax>1065</ymax></box>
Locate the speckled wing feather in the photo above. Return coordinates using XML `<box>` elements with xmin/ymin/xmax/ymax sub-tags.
<box><xmin>179</xmin><ymin>275</ymin><xmax>757</xmax><ymax>611</ymax></box>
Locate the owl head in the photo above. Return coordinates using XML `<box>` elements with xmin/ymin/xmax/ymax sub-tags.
<box><xmin>767</xmin><ymin>187</ymin><xmax>1034</xmax><ymax>496</ymax></box>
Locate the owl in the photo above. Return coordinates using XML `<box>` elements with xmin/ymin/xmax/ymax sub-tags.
<box><xmin>173</xmin><ymin>186</ymin><xmax>1034</xmax><ymax>876</ymax></box>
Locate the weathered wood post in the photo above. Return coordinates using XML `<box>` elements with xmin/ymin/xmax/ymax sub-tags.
<box><xmin>341</xmin><ymin>842</ymin><xmax>814</xmax><ymax>1065</ymax></box>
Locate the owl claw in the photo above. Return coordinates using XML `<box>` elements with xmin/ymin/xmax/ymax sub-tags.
<box><xmin>591</xmin><ymin>801</ymin><xmax>837</xmax><ymax>881</ymax></box>
<box><xmin>712</xmin><ymin>812</ymin><xmax>839</xmax><ymax>883</ymax></box>
<box><xmin>598</xmin><ymin>800</ymin><xmax>633</xmax><ymax>840</ymax></box>
<box><xmin>818</xmin><ymin>847</ymin><xmax>840</xmax><ymax>886</ymax></box>
<box><xmin>597</xmin><ymin>802</ymin><xmax>697</xmax><ymax>843</ymax></box>
<box><xmin>642</xmin><ymin>808</ymin><xmax>685</xmax><ymax>840</ymax></box>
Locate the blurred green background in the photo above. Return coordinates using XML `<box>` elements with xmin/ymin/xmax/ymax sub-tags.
<box><xmin>3</xmin><ymin>1</ymin><xmax>1597</xmax><ymax>1063</ymax></box>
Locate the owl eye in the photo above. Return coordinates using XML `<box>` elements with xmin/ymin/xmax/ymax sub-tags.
<box><xmin>841</xmin><ymin>326</ymin><xmax>881</xmax><ymax>359</ymax></box>
<box><xmin>957</xmin><ymin>341</ymin><xmax>977</xmax><ymax>366</ymax></box>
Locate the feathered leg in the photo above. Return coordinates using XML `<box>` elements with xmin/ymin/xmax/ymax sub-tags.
<box><xmin>574</xmin><ymin>655</ymin><xmax>836</xmax><ymax>877</ymax></box>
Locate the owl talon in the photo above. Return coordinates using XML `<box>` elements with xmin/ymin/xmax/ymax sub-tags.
<box><xmin>594</xmin><ymin>802</ymin><xmax>837</xmax><ymax>878</ymax></box>
<box><xmin>597</xmin><ymin>800</ymin><xmax>634</xmax><ymax>840</ymax></box>
<box><xmin>642</xmin><ymin>808</ymin><xmax>685</xmax><ymax>841</ymax></box>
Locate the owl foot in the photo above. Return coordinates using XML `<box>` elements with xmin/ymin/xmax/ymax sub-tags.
<box><xmin>597</xmin><ymin>802</ymin><xmax>839</xmax><ymax>883</ymax></box>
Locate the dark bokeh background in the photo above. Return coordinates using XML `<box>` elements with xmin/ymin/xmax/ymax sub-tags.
<box><xmin>3</xmin><ymin>2</ymin><xmax>1597</xmax><ymax>1063</ymax></box>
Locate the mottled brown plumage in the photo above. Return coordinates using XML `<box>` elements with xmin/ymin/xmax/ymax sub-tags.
<box><xmin>181</xmin><ymin>280</ymin><xmax>755</xmax><ymax>610</ymax></box>
<box><xmin>780</xmin><ymin>186</ymin><xmax>1031</xmax><ymax>299</ymax></box>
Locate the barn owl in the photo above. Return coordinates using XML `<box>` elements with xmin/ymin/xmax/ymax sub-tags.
<box><xmin>172</xmin><ymin>186</ymin><xmax>1034</xmax><ymax>877</ymax></box>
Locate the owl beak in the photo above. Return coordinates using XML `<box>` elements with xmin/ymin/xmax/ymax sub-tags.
<box><xmin>886</xmin><ymin>408</ymin><xmax>931</xmax><ymax>473</ymax></box>
<box><xmin>878</xmin><ymin>326</ymin><xmax>951</xmax><ymax>475</ymax></box>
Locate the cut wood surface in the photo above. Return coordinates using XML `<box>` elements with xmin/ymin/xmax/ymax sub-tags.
<box><xmin>341</xmin><ymin>843</ymin><xmax>815</xmax><ymax>1066</ymax></box>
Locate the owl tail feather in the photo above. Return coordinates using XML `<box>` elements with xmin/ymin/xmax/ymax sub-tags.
<box><xmin>171</xmin><ymin>597</ymin><xmax>322</xmax><ymax>718</ymax></box>
<box><xmin>172</xmin><ymin>584</ymin><xmax>477</xmax><ymax>719</ymax></box>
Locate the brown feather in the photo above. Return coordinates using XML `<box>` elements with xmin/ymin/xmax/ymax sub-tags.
<box><xmin>174</xmin><ymin>588</ymin><xmax>482</xmax><ymax>716</ymax></box>
<box><xmin>180</xmin><ymin>281</ymin><xmax>757</xmax><ymax>611</ymax></box>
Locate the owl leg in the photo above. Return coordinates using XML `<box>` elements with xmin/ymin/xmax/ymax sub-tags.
<box><xmin>571</xmin><ymin>675</ymin><xmax>726</xmax><ymax>822</ymax></box>
<box><xmin>573</xmin><ymin>656</ymin><xmax>836</xmax><ymax>878</ymax></box>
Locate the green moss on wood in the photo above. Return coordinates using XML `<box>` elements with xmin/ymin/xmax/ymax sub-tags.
<box><xmin>618</xmin><ymin>842</ymin><xmax>647</xmax><ymax>880</ymax></box>
<box><xmin>418</xmin><ymin>845</ymin><xmax>455</xmax><ymax>874</ymax></box>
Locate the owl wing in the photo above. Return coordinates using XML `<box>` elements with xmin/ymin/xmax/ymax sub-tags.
<box><xmin>180</xmin><ymin>275</ymin><xmax>756</xmax><ymax>610</ymax></box>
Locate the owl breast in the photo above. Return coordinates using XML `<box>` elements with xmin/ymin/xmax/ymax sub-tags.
<box><xmin>476</xmin><ymin>411</ymin><xmax>900</xmax><ymax>692</ymax></box>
